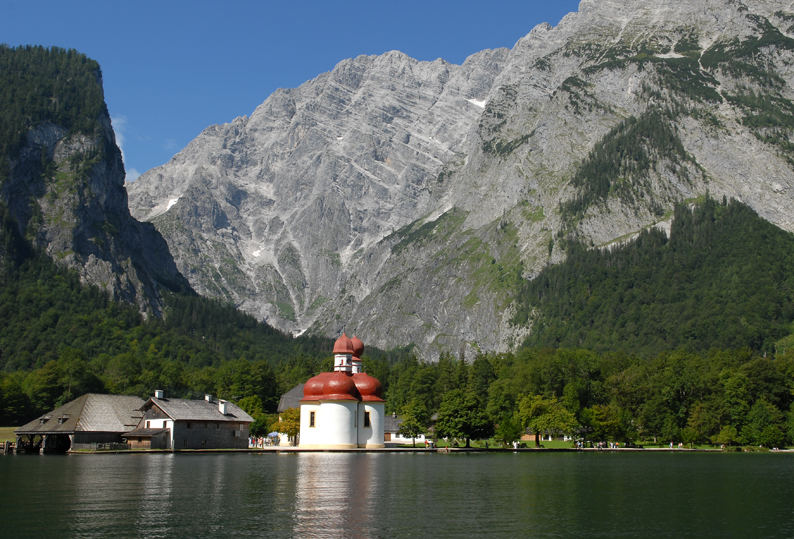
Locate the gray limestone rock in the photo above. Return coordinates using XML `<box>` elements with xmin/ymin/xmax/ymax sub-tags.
<box><xmin>3</xmin><ymin>93</ymin><xmax>190</xmax><ymax>315</ymax></box>
<box><xmin>127</xmin><ymin>0</ymin><xmax>794</xmax><ymax>358</ymax></box>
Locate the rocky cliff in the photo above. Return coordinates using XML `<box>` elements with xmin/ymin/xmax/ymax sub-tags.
<box><xmin>127</xmin><ymin>0</ymin><xmax>794</xmax><ymax>358</ymax></box>
<box><xmin>1</xmin><ymin>46</ymin><xmax>190</xmax><ymax>315</ymax></box>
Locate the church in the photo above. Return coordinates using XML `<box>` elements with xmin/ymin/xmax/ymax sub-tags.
<box><xmin>299</xmin><ymin>334</ymin><xmax>385</xmax><ymax>449</ymax></box>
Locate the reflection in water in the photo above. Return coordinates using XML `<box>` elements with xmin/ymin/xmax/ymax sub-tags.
<box><xmin>293</xmin><ymin>453</ymin><xmax>381</xmax><ymax>537</ymax></box>
<box><xmin>3</xmin><ymin>452</ymin><xmax>794</xmax><ymax>537</ymax></box>
<box><xmin>133</xmin><ymin>455</ymin><xmax>174</xmax><ymax>536</ymax></box>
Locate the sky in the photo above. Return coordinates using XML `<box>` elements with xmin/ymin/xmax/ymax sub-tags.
<box><xmin>2</xmin><ymin>0</ymin><xmax>581</xmax><ymax>181</ymax></box>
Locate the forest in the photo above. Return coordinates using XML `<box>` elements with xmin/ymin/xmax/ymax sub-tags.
<box><xmin>516</xmin><ymin>197</ymin><xmax>794</xmax><ymax>356</ymax></box>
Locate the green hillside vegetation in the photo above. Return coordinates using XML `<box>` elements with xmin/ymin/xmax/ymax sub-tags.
<box><xmin>560</xmin><ymin>108</ymin><xmax>693</xmax><ymax>220</ymax></box>
<box><xmin>0</xmin><ymin>45</ymin><xmax>105</xmax><ymax>180</ymax></box>
<box><xmin>377</xmin><ymin>347</ymin><xmax>794</xmax><ymax>449</ymax></box>
<box><xmin>517</xmin><ymin>197</ymin><xmax>794</xmax><ymax>356</ymax></box>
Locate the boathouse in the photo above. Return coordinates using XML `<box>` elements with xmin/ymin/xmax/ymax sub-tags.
<box><xmin>15</xmin><ymin>394</ymin><xmax>145</xmax><ymax>453</ymax></box>
<box><xmin>123</xmin><ymin>391</ymin><xmax>253</xmax><ymax>450</ymax></box>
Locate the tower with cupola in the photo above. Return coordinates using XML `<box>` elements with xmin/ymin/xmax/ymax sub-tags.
<box><xmin>299</xmin><ymin>333</ymin><xmax>385</xmax><ymax>449</ymax></box>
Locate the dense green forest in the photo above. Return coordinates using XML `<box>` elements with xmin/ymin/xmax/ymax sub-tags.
<box><xmin>375</xmin><ymin>347</ymin><xmax>794</xmax><ymax>448</ymax></box>
<box><xmin>0</xmin><ymin>45</ymin><xmax>106</xmax><ymax>178</ymax></box>
<box><xmin>516</xmin><ymin>197</ymin><xmax>794</xmax><ymax>356</ymax></box>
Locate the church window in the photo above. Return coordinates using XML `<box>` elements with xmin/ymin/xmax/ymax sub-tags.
<box><xmin>309</xmin><ymin>411</ymin><xmax>316</xmax><ymax>427</ymax></box>
<box><xmin>364</xmin><ymin>411</ymin><xmax>371</xmax><ymax>428</ymax></box>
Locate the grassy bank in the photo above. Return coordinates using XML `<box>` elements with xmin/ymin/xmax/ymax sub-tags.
<box><xmin>0</xmin><ymin>427</ymin><xmax>17</xmax><ymax>442</ymax></box>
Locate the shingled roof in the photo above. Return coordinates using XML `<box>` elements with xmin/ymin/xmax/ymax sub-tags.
<box><xmin>15</xmin><ymin>394</ymin><xmax>145</xmax><ymax>435</ymax></box>
<box><xmin>278</xmin><ymin>383</ymin><xmax>304</xmax><ymax>413</ymax></box>
<box><xmin>146</xmin><ymin>397</ymin><xmax>253</xmax><ymax>423</ymax></box>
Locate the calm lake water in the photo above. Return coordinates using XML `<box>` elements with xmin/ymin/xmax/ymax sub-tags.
<box><xmin>2</xmin><ymin>451</ymin><xmax>793</xmax><ymax>538</ymax></box>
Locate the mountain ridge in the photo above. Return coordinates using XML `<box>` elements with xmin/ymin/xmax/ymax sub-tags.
<box><xmin>127</xmin><ymin>0</ymin><xmax>794</xmax><ymax>359</ymax></box>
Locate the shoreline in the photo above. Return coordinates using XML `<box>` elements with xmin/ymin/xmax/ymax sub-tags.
<box><xmin>52</xmin><ymin>446</ymin><xmax>794</xmax><ymax>455</ymax></box>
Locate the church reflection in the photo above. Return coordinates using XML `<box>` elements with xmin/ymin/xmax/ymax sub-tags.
<box><xmin>292</xmin><ymin>453</ymin><xmax>382</xmax><ymax>537</ymax></box>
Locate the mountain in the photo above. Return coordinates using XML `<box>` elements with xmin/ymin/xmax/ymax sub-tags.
<box><xmin>0</xmin><ymin>45</ymin><xmax>190</xmax><ymax>314</ymax></box>
<box><xmin>127</xmin><ymin>0</ymin><xmax>794</xmax><ymax>359</ymax></box>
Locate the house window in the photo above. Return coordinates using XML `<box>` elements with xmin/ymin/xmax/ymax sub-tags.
<box><xmin>187</xmin><ymin>422</ymin><xmax>191</xmax><ymax>429</ymax></box>
<box><xmin>309</xmin><ymin>411</ymin><xmax>316</xmax><ymax>428</ymax></box>
<box><xmin>364</xmin><ymin>412</ymin><xmax>371</xmax><ymax>428</ymax></box>
<box><xmin>146</xmin><ymin>420</ymin><xmax>150</xmax><ymax>428</ymax></box>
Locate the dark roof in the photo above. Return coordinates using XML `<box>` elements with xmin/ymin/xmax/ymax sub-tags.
<box><xmin>278</xmin><ymin>383</ymin><xmax>304</xmax><ymax>412</ymax></box>
<box><xmin>146</xmin><ymin>397</ymin><xmax>253</xmax><ymax>423</ymax></box>
<box><xmin>121</xmin><ymin>428</ymin><xmax>169</xmax><ymax>438</ymax></box>
<box><xmin>16</xmin><ymin>394</ymin><xmax>145</xmax><ymax>435</ymax></box>
<box><xmin>384</xmin><ymin>414</ymin><xmax>402</xmax><ymax>433</ymax></box>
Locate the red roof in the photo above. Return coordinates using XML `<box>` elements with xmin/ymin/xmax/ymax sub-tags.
<box><xmin>353</xmin><ymin>372</ymin><xmax>384</xmax><ymax>402</ymax></box>
<box><xmin>332</xmin><ymin>333</ymin><xmax>354</xmax><ymax>355</ymax></box>
<box><xmin>351</xmin><ymin>335</ymin><xmax>364</xmax><ymax>358</ymax></box>
<box><xmin>302</xmin><ymin>372</ymin><xmax>361</xmax><ymax>402</ymax></box>
<box><xmin>300</xmin><ymin>333</ymin><xmax>383</xmax><ymax>403</ymax></box>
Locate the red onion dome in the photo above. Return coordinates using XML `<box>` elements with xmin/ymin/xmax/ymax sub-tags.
<box><xmin>302</xmin><ymin>372</ymin><xmax>361</xmax><ymax>401</ymax></box>
<box><xmin>350</xmin><ymin>335</ymin><xmax>364</xmax><ymax>358</ymax></box>
<box><xmin>333</xmin><ymin>333</ymin><xmax>354</xmax><ymax>355</ymax></box>
<box><xmin>353</xmin><ymin>372</ymin><xmax>384</xmax><ymax>402</ymax></box>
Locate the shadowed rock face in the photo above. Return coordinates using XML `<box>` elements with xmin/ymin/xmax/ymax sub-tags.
<box><xmin>2</xmin><ymin>73</ymin><xmax>191</xmax><ymax>315</ymax></box>
<box><xmin>128</xmin><ymin>0</ymin><xmax>794</xmax><ymax>359</ymax></box>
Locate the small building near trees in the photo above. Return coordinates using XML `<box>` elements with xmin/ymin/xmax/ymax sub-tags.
<box><xmin>15</xmin><ymin>394</ymin><xmax>145</xmax><ymax>453</ymax></box>
<box><xmin>384</xmin><ymin>413</ymin><xmax>428</xmax><ymax>446</ymax></box>
<box><xmin>122</xmin><ymin>390</ymin><xmax>254</xmax><ymax>450</ymax></box>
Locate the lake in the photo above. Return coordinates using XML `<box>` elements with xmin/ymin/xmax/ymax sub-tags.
<box><xmin>2</xmin><ymin>451</ymin><xmax>793</xmax><ymax>537</ymax></box>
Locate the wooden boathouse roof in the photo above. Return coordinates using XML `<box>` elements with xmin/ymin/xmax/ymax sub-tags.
<box><xmin>15</xmin><ymin>394</ymin><xmax>145</xmax><ymax>435</ymax></box>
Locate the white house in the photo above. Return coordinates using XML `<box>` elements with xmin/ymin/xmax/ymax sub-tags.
<box><xmin>123</xmin><ymin>391</ymin><xmax>253</xmax><ymax>450</ymax></box>
<box><xmin>383</xmin><ymin>413</ymin><xmax>428</xmax><ymax>446</ymax></box>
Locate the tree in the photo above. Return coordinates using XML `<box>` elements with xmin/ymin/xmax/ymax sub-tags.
<box><xmin>494</xmin><ymin>414</ymin><xmax>523</xmax><ymax>447</ymax></box>
<box><xmin>787</xmin><ymin>403</ymin><xmax>794</xmax><ymax>446</ymax></box>
<box><xmin>714</xmin><ymin>425</ymin><xmax>739</xmax><ymax>447</ymax></box>
<box><xmin>0</xmin><ymin>374</ymin><xmax>32</xmax><ymax>424</ymax></box>
<box><xmin>270</xmin><ymin>407</ymin><xmax>300</xmax><ymax>446</ymax></box>
<box><xmin>435</xmin><ymin>389</ymin><xmax>493</xmax><ymax>447</ymax></box>
<box><xmin>237</xmin><ymin>395</ymin><xmax>265</xmax><ymax>417</ymax></box>
<box><xmin>741</xmin><ymin>398</ymin><xmax>785</xmax><ymax>447</ymax></box>
<box><xmin>685</xmin><ymin>400</ymin><xmax>721</xmax><ymax>444</ymax></box>
<box><xmin>468</xmin><ymin>355</ymin><xmax>495</xmax><ymax>404</ymax></box>
<box><xmin>398</xmin><ymin>400</ymin><xmax>429</xmax><ymax>447</ymax></box>
<box><xmin>518</xmin><ymin>394</ymin><xmax>577</xmax><ymax>447</ymax></box>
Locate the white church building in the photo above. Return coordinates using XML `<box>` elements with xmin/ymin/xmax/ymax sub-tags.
<box><xmin>299</xmin><ymin>334</ymin><xmax>385</xmax><ymax>449</ymax></box>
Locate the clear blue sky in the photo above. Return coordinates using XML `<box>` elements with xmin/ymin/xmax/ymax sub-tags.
<box><xmin>2</xmin><ymin>0</ymin><xmax>580</xmax><ymax>181</ymax></box>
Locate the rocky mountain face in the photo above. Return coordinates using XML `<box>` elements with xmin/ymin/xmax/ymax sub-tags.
<box><xmin>1</xmin><ymin>48</ymin><xmax>190</xmax><ymax>315</ymax></box>
<box><xmin>127</xmin><ymin>0</ymin><xmax>794</xmax><ymax>358</ymax></box>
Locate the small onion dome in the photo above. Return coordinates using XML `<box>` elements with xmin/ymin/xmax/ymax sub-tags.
<box><xmin>333</xmin><ymin>333</ymin><xmax>354</xmax><ymax>355</ymax></box>
<box><xmin>302</xmin><ymin>372</ymin><xmax>361</xmax><ymax>402</ymax></box>
<box><xmin>353</xmin><ymin>372</ymin><xmax>384</xmax><ymax>402</ymax></box>
<box><xmin>350</xmin><ymin>335</ymin><xmax>364</xmax><ymax>358</ymax></box>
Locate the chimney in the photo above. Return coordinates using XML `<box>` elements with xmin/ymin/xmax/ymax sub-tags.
<box><xmin>154</xmin><ymin>389</ymin><xmax>164</xmax><ymax>399</ymax></box>
<box><xmin>204</xmin><ymin>394</ymin><xmax>213</xmax><ymax>402</ymax></box>
<box><xmin>218</xmin><ymin>400</ymin><xmax>228</xmax><ymax>415</ymax></box>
